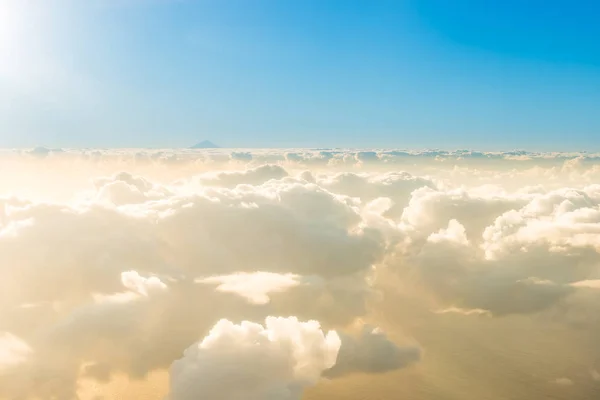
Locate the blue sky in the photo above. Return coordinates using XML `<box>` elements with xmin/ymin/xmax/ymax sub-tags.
<box><xmin>1</xmin><ymin>0</ymin><xmax>599</xmax><ymax>149</ymax></box>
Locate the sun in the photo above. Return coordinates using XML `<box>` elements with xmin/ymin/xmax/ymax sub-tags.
<box><xmin>0</xmin><ymin>0</ymin><xmax>25</xmax><ymax>51</ymax></box>
<box><xmin>0</xmin><ymin>0</ymin><xmax>54</xmax><ymax>86</ymax></box>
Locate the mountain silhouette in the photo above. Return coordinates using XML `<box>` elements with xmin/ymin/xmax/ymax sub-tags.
<box><xmin>190</xmin><ymin>140</ymin><xmax>219</xmax><ymax>149</ymax></box>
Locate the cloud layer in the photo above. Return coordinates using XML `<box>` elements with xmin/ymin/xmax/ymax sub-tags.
<box><xmin>1</xmin><ymin>148</ymin><xmax>600</xmax><ymax>399</ymax></box>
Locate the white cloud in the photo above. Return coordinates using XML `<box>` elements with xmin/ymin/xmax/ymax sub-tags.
<box><xmin>197</xmin><ymin>272</ymin><xmax>313</xmax><ymax>305</ymax></box>
<box><xmin>427</xmin><ymin>219</ymin><xmax>469</xmax><ymax>246</ymax></box>
<box><xmin>167</xmin><ymin>317</ymin><xmax>341</xmax><ymax>400</ymax></box>
<box><xmin>120</xmin><ymin>271</ymin><xmax>168</xmax><ymax>297</ymax></box>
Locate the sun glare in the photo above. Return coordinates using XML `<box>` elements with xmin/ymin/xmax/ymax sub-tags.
<box><xmin>0</xmin><ymin>1</ymin><xmax>22</xmax><ymax>48</ymax></box>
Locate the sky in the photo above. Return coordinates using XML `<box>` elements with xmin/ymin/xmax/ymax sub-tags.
<box><xmin>0</xmin><ymin>0</ymin><xmax>599</xmax><ymax>150</ymax></box>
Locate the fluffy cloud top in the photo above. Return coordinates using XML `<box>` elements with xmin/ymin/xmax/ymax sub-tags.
<box><xmin>168</xmin><ymin>317</ymin><xmax>340</xmax><ymax>400</ymax></box>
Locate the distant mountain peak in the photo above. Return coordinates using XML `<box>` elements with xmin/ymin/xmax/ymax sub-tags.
<box><xmin>191</xmin><ymin>140</ymin><xmax>219</xmax><ymax>149</ymax></box>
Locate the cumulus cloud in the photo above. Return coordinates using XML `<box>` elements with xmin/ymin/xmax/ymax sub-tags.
<box><xmin>167</xmin><ymin>317</ymin><xmax>341</xmax><ymax>400</ymax></box>
<box><xmin>94</xmin><ymin>172</ymin><xmax>172</xmax><ymax>205</ymax></box>
<box><xmin>380</xmin><ymin>183</ymin><xmax>600</xmax><ymax>316</ymax></box>
<box><xmin>316</xmin><ymin>171</ymin><xmax>436</xmax><ymax>219</ymax></box>
<box><xmin>120</xmin><ymin>270</ymin><xmax>168</xmax><ymax>297</ymax></box>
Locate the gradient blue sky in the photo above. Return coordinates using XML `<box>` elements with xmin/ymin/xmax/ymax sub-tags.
<box><xmin>1</xmin><ymin>0</ymin><xmax>599</xmax><ymax>149</ymax></box>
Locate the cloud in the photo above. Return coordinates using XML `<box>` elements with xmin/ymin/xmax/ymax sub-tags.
<box><xmin>381</xmin><ymin>183</ymin><xmax>600</xmax><ymax>316</ymax></box>
<box><xmin>197</xmin><ymin>164</ymin><xmax>288</xmax><ymax>188</ymax></box>
<box><xmin>3</xmin><ymin>147</ymin><xmax>600</xmax><ymax>397</ymax></box>
<box><xmin>197</xmin><ymin>272</ymin><xmax>314</xmax><ymax>305</ymax></box>
<box><xmin>433</xmin><ymin>307</ymin><xmax>491</xmax><ymax>316</ymax></box>
<box><xmin>120</xmin><ymin>270</ymin><xmax>168</xmax><ymax>297</ymax></box>
<box><xmin>325</xmin><ymin>326</ymin><xmax>420</xmax><ymax>377</ymax></box>
<box><xmin>427</xmin><ymin>219</ymin><xmax>469</xmax><ymax>245</ymax></box>
<box><xmin>94</xmin><ymin>172</ymin><xmax>172</xmax><ymax>205</ymax></box>
<box><xmin>0</xmin><ymin>333</ymin><xmax>33</xmax><ymax>399</ymax></box>
<box><xmin>0</xmin><ymin>167</ymin><xmax>392</xmax><ymax>397</ymax></box>
<box><xmin>316</xmin><ymin>171</ymin><xmax>436</xmax><ymax>219</ymax></box>
<box><xmin>0</xmin><ymin>333</ymin><xmax>31</xmax><ymax>371</ymax></box>
<box><xmin>167</xmin><ymin>317</ymin><xmax>341</xmax><ymax>400</ymax></box>
<box><xmin>553</xmin><ymin>377</ymin><xmax>574</xmax><ymax>386</ymax></box>
<box><xmin>571</xmin><ymin>280</ymin><xmax>600</xmax><ymax>289</ymax></box>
